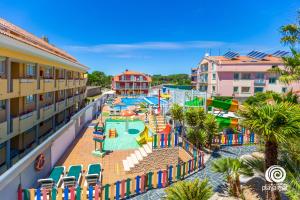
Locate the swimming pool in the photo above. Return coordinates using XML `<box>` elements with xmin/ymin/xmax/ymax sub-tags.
<box><xmin>103</xmin><ymin>119</ymin><xmax>145</xmax><ymax>150</ymax></box>
<box><xmin>121</xmin><ymin>97</ymin><xmax>147</xmax><ymax>106</ymax></box>
<box><xmin>144</xmin><ymin>97</ymin><xmax>167</xmax><ymax>105</ymax></box>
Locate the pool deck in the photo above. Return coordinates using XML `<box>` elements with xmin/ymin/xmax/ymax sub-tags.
<box><xmin>56</xmin><ymin>104</ymin><xmax>191</xmax><ymax>186</ymax></box>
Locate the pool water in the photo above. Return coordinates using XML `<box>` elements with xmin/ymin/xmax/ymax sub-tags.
<box><xmin>121</xmin><ymin>97</ymin><xmax>147</xmax><ymax>106</ymax></box>
<box><xmin>144</xmin><ymin>97</ymin><xmax>167</xmax><ymax>105</ymax></box>
<box><xmin>103</xmin><ymin>119</ymin><xmax>145</xmax><ymax>150</ymax></box>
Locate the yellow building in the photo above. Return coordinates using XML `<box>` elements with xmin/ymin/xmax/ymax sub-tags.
<box><xmin>0</xmin><ymin>19</ymin><xmax>88</xmax><ymax>174</ymax></box>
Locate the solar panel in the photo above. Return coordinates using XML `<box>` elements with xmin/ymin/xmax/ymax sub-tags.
<box><xmin>247</xmin><ymin>50</ymin><xmax>268</xmax><ymax>60</ymax></box>
<box><xmin>223</xmin><ymin>51</ymin><xmax>239</xmax><ymax>59</ymax></box>
<box><xmin>272</xmin><ymin>50</ymin><xmax>289</xmax><ymax>57</ymax></box>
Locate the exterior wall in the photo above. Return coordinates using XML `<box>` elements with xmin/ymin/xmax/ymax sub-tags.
<box><xmin>0</xmin><ymin>92</ymin><xmax>112</xmax><ymax>200</ymax></box>
<box><xmin>86</xmin><ymin>86</ymin><xmax>101</xmax><ymax>97</ymax></box>
<box><xmin>196</xmin><ymin>58</ymin><xmax>300</xmax><ymax>97</ymax></box>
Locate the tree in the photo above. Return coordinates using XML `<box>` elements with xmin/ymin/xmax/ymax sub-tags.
<box><xmin>268</xmin><ymin>48</ymin><xmax>300</xmax><ymax>84</ymax></box>
<box><xmin>164</xmin><ymin>179</ymin><xmax>213</xmax><ymax>200</ymax></box>
<box><xmin>184</xmin><ymin>107</ymin><xmax>205</xmax><ymax>129</ymax></box>
<box><xmin>238</xmin><ymin>102</ymin><xmax>300</xmax><ymax>200</ymax></box>
<box><xmin>203</xmin><ymin>114</ymin><xmax>219</xmax><ymax>148</ymax></box>
<box><xmin>170</xmin><ymin>103</ymin><xmax>184</xmax><ymax>133</ymax></box>
<box><xmin>152</xmin><ymin>74</ymin><xmax>192</xmax><ymax>86</ymax></box>
<box><xmin>269</xmin><ymin>11</ymin><xmax>300</xmax><ymax>85</ymax></box>
<box><xmin>187</xmin><ymin>128</ymin><xmax>207</xmax><ymax>148</ymax></box>
<box><xmin>211</xmin><ymin>157</ymin><xmax>254</xmax><ymax>197</ymax></box>
<box><xmin>87</xmin><ymin>71</ymin><xmax>112</xmax><ymax>88</ymax></box>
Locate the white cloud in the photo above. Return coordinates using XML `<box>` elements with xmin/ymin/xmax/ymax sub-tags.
<box><xmin>64</xmin><ymin>40</ymin><xmax>226</xmax><ymax>53</ymax></box>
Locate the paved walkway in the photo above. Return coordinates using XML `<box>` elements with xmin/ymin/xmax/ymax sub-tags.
<box><xmin>130</xmin><ymin>145</ymin><xmax>257</xmax><ymax>200</ymax></box>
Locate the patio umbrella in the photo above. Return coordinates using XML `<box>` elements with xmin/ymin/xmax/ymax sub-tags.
<box><xmin>121</xmin><ymin>110</ymin><xmax>135</xmax><ymax>134</ymax></box>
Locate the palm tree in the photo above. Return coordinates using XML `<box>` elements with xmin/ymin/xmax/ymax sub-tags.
<box><xmin>170</xmin><ymin>103</ymin><xmax>184</xmax><ymax>134</ymax></box>
<box><xmin>238</xmin><ymin>102</ymin><xmax>300</xmax><ymax>200</ymax></box>
<box><xmin>164</xmin><ymin>179</ymin><xmax>213</xmax><ymax>200</ymax></box>
<box><xmin>280</xmin><ymin>10</ymin><xmax>300</xmax><ymax>46</ymax></box>
<box><xmin>204</xmin><ymin>114</ymin><xmax>219</xmax><ymax>148</ymax></box>
<box><xmin>268</xmin><ymin>48</ymin><xmax>300</xmax><ymax>84</ymax></box>
<box><xmin>187</xmin><ymin>128</ymin><xmax>207</xmax><ymax>148</ymax></box>
<box><xmin>211</xmin><ymin>157</ymin><xmax>254</xmax><ymax>197</ymax></box>
<box><xmin>184</xmin><ymin>107</ymin><xmax>206</xmax><ymax>129</ymax></box>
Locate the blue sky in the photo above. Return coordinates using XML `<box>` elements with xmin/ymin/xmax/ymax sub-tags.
<box><xmin>1</xmin><ymin>0</ymin><xmax>300</xmax><ymax>75</ymax></box>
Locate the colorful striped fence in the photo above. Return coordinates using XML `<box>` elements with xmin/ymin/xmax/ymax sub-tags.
<box><xmin>212</xmin><ymin>133</ymin><xmax>258</xmax><ymax>146</ymax></box>
<box><xmin>19</xmin><ymin>152</ymin><xmax>205</xmax><ymax>200</ymax></box>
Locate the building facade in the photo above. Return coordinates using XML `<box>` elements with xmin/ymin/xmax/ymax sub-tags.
<box><xmin>112</xmin><ymin>70</ymin><xmax>152</xmax><ymax>95</ymax></box>
<box><xmin>195</xmin><ymin>51</ymin><xmax>300</xmax><ymax>100</ymax></box>
<box><xmin>0</xmin><ymin>19</ymin><xmax>88</xmax><ymax>175</ymax></box>
<box><xmin>191</xmin><ymin>67</ymin><xmax>197</xmax><ymax>89</ymax></box>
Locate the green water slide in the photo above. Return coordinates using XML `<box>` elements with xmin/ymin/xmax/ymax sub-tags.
<box><xmin>184</xmin><ymin>97</ymin><xmax>204</xmax><ymax>107</ymax></box>
<box><xmin>206</xmin><ymin>99</ymin><xmax>238</xmax><ymax>112</ymax></box>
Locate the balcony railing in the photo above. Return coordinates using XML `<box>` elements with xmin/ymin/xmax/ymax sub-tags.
<box><xmin>0</xmin><ymin>120</ymin><xmax>7</xmax><ymax>138</ymax></box>
<box><xmin>20</xmin><ymin>79</ymin><xmax>37</xmax><ymax>96</ymax></box>
<box><xmin>56</xmin><ymin>100</ymin><xmax>66</xmax><ymax>112</ymax></box>
<box><xmin>254</xmin><ymin>79</ymin><xmax>266</xmax><ymax>86</ymax></box>
<box><xmin>41</xmin><ymin>104</ymin><xmax>55</xmax><ymax>120</ymax></box>
<box><xmin>67</xmin><ymin>97</ymin><xmax>74</xmax><ymax>106</ymax></box>
<box><xmin>43</xmin><ymin>79</ymin><xmax>55</xmax><ymax>92</ymax></box>
<box><xmin>19</xmin><ymin>111</ymin><xmax>37</xmax><ymax>132</ymax></box>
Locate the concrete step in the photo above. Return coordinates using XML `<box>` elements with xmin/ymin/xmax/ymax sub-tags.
<box><xmin>123</xmin><ymin>160</ymin><xmax>130</xmax><ymax>172</ymax></box>
<box><xmin>139</xmin><ymin>147</ymin><xmax>147</xmax><ymax>157</ymax></box>
<box><xmin>134</xmin><ymin>150</ymin><xmax>143</xmax><ymax>161</ymax></box>
<box><xmin>126</xmin><ymin>156</ymin><xmax>134</xmax><ymax>168</ymax></box>
<box><xmin>143</xmin><ymin>143</ymin><xmax>152</xmax><ymax>154</ymax></box>
<box><xmin>130</xmin><ymin>154</ymin><xmax>139</xmax><ymax>165</ymax></box>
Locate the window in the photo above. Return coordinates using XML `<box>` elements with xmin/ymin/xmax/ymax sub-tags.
<box><xmin>241</xmin><ymin>87</ymin><xmax>250</xmax><ymax>93</ymax></box>
<box><xmin>212</xmin><ymin>73</ymin><xmax>216</xmax><ymax>80</ymax></box>
<box><xmin>282</xmin><ymin>87</ymin><xmax>287</xmax><ymax>93</ymax></box>
<box><xmin>0</xmin><ymin>100</ymin><xmax>6</xmax><ymax>110</ymax></box>
<box><xmin>212</xmin><ymin>86</ymin><xmax>216</xmax><ymax>92</ymax></box>
<box><xmin>44</xmin><ymin>67</ymin><xmax>52</xmax><ymax>78</ymax></box>
<box><xmin>212</xmin><ymin>63</ymin><xmax>216</xmax><ymax>71</ymax></box>
<box><xmin>254</xmin><ymin>87</ymin><xmax>264</xmax><ymax>93</ymax></box>
<box><xmin>233</xmin><ymin>87</ymin><xmax>239</xmax><ymax>93</ymax></box>
<box><xmin>269</xmin><ymin>77</ymin><xmax>276</xmax><ymax>84</ymax></box>
<box><xmin>25</xmin><ymin>95</ymin><xmax>35</xmax><ymax>104</ymax></box>
<box><xmin>45</xmin><ymin>92</ymin><xmax>52</xmax><ymax>99</ymax></box>
<box><xmin>255</xmin><ymin>72</ymin><xmax>264</xmax><ymax>79</ymax></box>
<box><xmin>0</xmin><ymin>57</ymin><xmax>5</xmax><ymax>74</ymax></box>
<box><xmin>241</xmin><ymin>73</ymin><xmax>251</xmax><ymax>80</ymax></box>
<box><xmin>233</xmin><ymin>73</ymin><xmax>239</xmax><ymax>80</ymax></box>
<box><xmin>26</xmin><ymin>64</ymin><xmax>36</xmax><ymax>77</ymax></box>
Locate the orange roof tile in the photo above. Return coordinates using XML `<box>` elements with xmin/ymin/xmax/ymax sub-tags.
<box><xmin>113</xmin><ymin>70</ymin><xmax>152</xmax><ymax>82</ymax></box>
<box><xmin>205</xmin><ymin>55</ymin><xmax>283</xmax><ymax>65</ymax></box>
<box><xmin>0</xmin><ymin>18</ymin><xmax>81</xmax><ymax>64</ymax></box>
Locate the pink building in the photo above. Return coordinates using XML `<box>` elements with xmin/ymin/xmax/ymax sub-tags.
<box><xmin>195</xmin><ymin>51</ymin><xmax>300</xmax><ymax>100</ymax></box>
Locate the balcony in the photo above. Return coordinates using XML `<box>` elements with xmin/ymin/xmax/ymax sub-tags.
<box><xmin>74</xmin><ymin>94</ymin><xmax>80</xmax><ymax>102</ymax></box>
<box><xmin>57</xmin><ymin>79</ymin><xmax>66</xmax><ymax>90</ymax></box>
<box><xmin>79</xmin><ymin>79</ymin><xmax>85</xmax><ymax>86</ymax></box>
<box><xmin>19</xmin><ymin>111</ymin><xmax>37</xmax><ymax>133</ymax></box>
<box><xmin>0</xmin><ymin>79</ymin><xmax>7</xmax><ymax>99</ymax></box>
<box><xmin>20</xmin><ymin>79</ymin><xmax>37</xmax><ymax>96</ymax></box>
<box><xmin>40</xmin><ymin>104</ymin><xmax>55</xmax><ymax>120</ymax></box>
<box><xmin>74</xmin><ymin>80</ymin><xmax>80</xmax><ymax>87</ymax></box>
<box><xmin>56</xmin><ymin>100</ymin><xmax>66</xmax><ymax>112</ymax></box>
<box><xmin>67</xmin><ymin>80</ymin><xmax>74</xmax><ymax>88</ymax></box>
<box><xmin>67</xmin><ymin>97</ymin><xmax>74</xmax><ymax>107</ymax></box>
<box><xmin>254</xmin><ymin>79</ymin><xmax>266</xmax><ymax>86</ymax></box>
<box><xmin>0</xmin><ymin>121</ymin><xmax>7</xmax><ymax>138</ymax></box>
<box><xmin>43</xmin><ymin>79</ymin><xmax>55</xmax><ymax>92</ymax></box>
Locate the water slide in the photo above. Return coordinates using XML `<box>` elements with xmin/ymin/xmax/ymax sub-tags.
<box><xmin>207</xmin><ymin>98</ymin><xmax>239</xmax><ymax>129</ymax></box>
<box><xmin>184</xmin><ymin>97</ymin><xmax>204</xmax><ymax>107</ymax></box>
<box><xmin>136</xmin><ymin>126</ymin><xmax>152</xmax><ymax>145</ymax></box>
<box><xmin>206</xmin><ymin>99</ymin><xmax>238</xmax><ymax>112</ymax></box>
<box><xmin>216</xmin><ymin>117</ymin><xmax>238</xmax><ymax>130</ymax></box>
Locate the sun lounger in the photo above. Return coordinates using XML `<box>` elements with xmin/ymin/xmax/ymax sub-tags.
<box><xmin>62</xmin><ymin>165</ymin><xmax>83</xmax><ymax>187</ymax></box>
<box><xmin>38</xmin><ymin>166</ymin><xmax>65</xmax><ymax>189</ymax></box>
<box><xmin>85</xmin><ymin>163</ymin><xmax>102</xmax><ymax>186</ymax></box>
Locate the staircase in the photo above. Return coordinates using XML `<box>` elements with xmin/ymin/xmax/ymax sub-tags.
<box><xmin>149</xmin><ymin>114</ymin><xmax>166</xmax><ymax>133</ymax></box>
<box><xmin>122</xmin><ymin>142</ymin><xmax>152</xmax><ymax>172</ymax></box>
